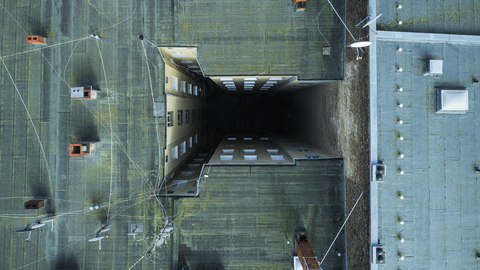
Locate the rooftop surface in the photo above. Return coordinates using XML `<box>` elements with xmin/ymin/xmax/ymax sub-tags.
<box><xmin>173</xmin><ymin>160</ymin><xmax>347</xmax><ymax>270</ymax></box>
<box><xmin>180</xmin><ymin>0</ymin><xmax>346</xmax><ymax>80</ymax></box>
<box><xmin>0</xmin><ymin>0</ymin><xmax>168</xmax><ymax>268</ymax></box>
<box><xmin>374</xmin><ymin>33</ymin><xmax>480</xmax><ymax>269</ymax></box>
<box><xmin>376</xmin><ymin>0</ymin><xmax>480</xmax><ymax>35</ymax></box>
<box><xmin>0</xmin><ymin>0</ymin><xmax>348</xmax><ymax>269</ymax></box>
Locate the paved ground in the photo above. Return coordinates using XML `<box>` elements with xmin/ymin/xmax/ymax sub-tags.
<box><xmin>291</xmin><ymin>0</ymin><xmax>371</xmax><ymax>269</ymax></box>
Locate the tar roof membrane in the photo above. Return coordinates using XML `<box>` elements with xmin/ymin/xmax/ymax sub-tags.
<box><xmin>375</xmin><ymin>38</ymin><xmax>480</xmax><ymax>269</ymax></box>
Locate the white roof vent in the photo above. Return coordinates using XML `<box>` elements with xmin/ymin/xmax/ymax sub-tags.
<box><xmin>429</xmin><ymin>60</ymin><xmax>443</xmax><ymax>74</ymax></box>
<box><xmin>436</xmin><ymin>89</ymin><xmax>468</xmax><ymax>114</ymax></box>
<box><xmin>424</xmin><ymin>60</ymin><xmax>443</xmax><ymax>76</ymax></box>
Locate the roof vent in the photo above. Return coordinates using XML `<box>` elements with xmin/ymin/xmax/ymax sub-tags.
<box><xmin>372</xmin><ymin>164</ymin><xmax>386</xmax><ymax>182</ymax></box>
<box><xmin>372</xmin><ymin>246</ymin><xmax>385</xmax><ymax>264</ymax></box>
<box><xmin>423</xmin><ymin>60</ymin><xmax>443</xmax><ymax>76</ymax></box>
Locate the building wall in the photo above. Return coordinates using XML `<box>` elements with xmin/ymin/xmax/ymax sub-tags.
<box><xmin>208</xmin><ymin>134</ymin><xmax>334</xmax><ymax>165</ymax></box>
<box><xmin>210</xmin><ymin>76</ymin><xmax>290</xmax><ymax>92</ymax></box>
<box><xmin>210</xmin><ymin>75</ymin><xmax>332</xmax><ymax>92</ymax></box>
<box><xmin>272</xmin><ymin>135</ymin><xmax>335</xmax><ymax>159</ymax></box>
<box><xmin>162</xmin><ymin>50</ymin><xmax>206</xmax><ymax>181</ymax></box>
<box><xmin>158</xmin><ymin>151</ymin><xmax>212</xmax><ymax>196</ymax></box>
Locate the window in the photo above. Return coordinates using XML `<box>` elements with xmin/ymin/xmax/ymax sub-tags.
<box><xmin>188</xmin><ymin>137</ymin><xmax>193</xmax><ymax>148</ymax></box>
<box><xmin>222</xmin><ymin>149</ymin><xmax>234</xmax><ymax>154</ymax></box>
<box><xmin>192</xmin><ymin>109</ymin><xmax>196</xmax><ymax>122</ymax></box>
<box><xmin>171</xmin><ymin>52</ymin><xmax>186</xmax><ymax>57</ymax></box>
<box><xmin>181</xmin><ymin>81</ymin><xmax>186</xmax><ymax>93</ymax></box>
<box><xmin>171</xmin><ymin>76</ymin><xmax>178</xmax><ymax>91</ymax></box>
<box><xmin>244</xmin><ymin>137</ymin><xmax>253</xmax><ymax>141</ymax></box>
<box><xmin>297</xmin><ymin>148</ymin><xmax>311</xmax><ymax>152</ymax></box>
<box><xmin>167</xmin><ymin>111</ymin><xmax>173</xmax><ymax>127</ymax></box>
<box><xmin>198</xmin><ymin>87</ymin><xmax>202</xmax><ymax>96</ymax></box>
<box><xmin>187</xmin><ymin>163</ymin><xmax>200</xmax><ymax>168</ymax></box>
<box><xmin>195</xmin><ymin>133</ymin><xmax>199</xmax><ymax>144</ymax></box>
<box><xmin>177</xmin><ymin>110</ymin><xmax>183</xmax><ymax>125</ymax></box>
<box><xmin>179</xmin><ymin>171</ymin><xmax>194</xmax><ymax>178</ymax></box>
<box><xmin>194</xmin><ymin>158</ymin><xmax>204</xmax><ymax>162</ymax></box>
<box><xmin>188</xmin><ymin>84</ymin><xmax>192</xmax><ymax>94</ymax></box>
<box><xmin>197</xmin><ymin>109</ymin><xmax>201</xmax><ymax>120</ymax></box>
<box><xmin>244</xmin><ymin>144</ymin><xmax>254</xmax><ymax>148</ymax></box>
<box><xmin>224</xmin><ymin>144</ymin><xmax>235</xmax><ymax>149</ymax></box>
<box><xmin>171</xmin><ymin>146</ymin><xmax>178</xmax><ymax>161</ymax></box>
<box><xmin>171</xmin><ymin>180</ymin><xmax>187</xmax><ymax>187</ymax></box>
<box><xmin>244</xmin><ymin>149</ymin><xmax>256</xmax><ymax>153</ymax></box>
<box><xmin>244</xmin><ymin>155</ymin><xmax>257</xmax><ymax>161</ymax></box>
<box><xmin>165</xmin><ymin>155</ymin><xmax>168</xmax><ymax>162</ymax></box>
<box><xmin>305</xmin><ymin>154</ymin><xmax>320</xmax><ymax>159</ymax></box>
<box><xmin>267</xmin><ymin>149</ymin><xmax>278</xmax><ymax>153</ymax></box>
<box><xmin>165</xmin><ymin>77</ymin><xmax>168</xmax><ymax>83</ymax></box>
<box><xmin>220</xmin><ymin>155</ymin><xmax>233</xmax><ymax>160</ymax></box>
<box><xmin>186</xmin><ymin>109</ymin><xmax>190</xmax><ymax>123</ymax></box>
<box><xmin>193</xmin><ymin>86</ymin><xmax>198</xmax><ymax>96</ymax></box>
<box><xmin>180</xmin><ymin>141</ymin><xmax>186</xmax><ymax>155</ymax></box>
<box><xmin>270</xmin><ymin>155</ymin><xmax>285</xmax><ymax>161</ymax></box>
<box><xmin>228</xmin><ymin>137</ymin><xmax>237</xmax><ymax>141</ymax></box>
<box><xmin>260</xmin><ymin>137</ymin><xmax>269</xmax><ymax>141</ymax></box>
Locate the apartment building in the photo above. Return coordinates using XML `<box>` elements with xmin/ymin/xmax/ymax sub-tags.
<box><xmin>160</xmin><ymin>47</ymin><xmax>207</xmax><ymax>196</ymax></box>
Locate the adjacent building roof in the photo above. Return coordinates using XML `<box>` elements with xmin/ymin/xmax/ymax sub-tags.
<box><xmin>376</xmin><ymin>0</ymin><xmax>480</xmax><ymax>35</ymax></box>
<box><xmin>371</xmin><ymin>0</ymin><xmax>480</xmax><ymax>268</ymax></box>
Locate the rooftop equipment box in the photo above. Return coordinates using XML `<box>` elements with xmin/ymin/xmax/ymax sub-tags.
<box><xmin>24</xmin><ymin>199</ymin><xmax>45</xmax><ymax>209</ymax></box>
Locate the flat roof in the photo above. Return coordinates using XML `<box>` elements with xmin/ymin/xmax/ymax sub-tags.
<box><xmin>0</xmin><ymin>0</ymin><xmax>169</xmax><ymax>268</ymax></box>
<box><xmin>375</xmin><ymin>0</ymin><xmax>480</xmax><ymax>35</ymax></box>
<box><xmin>173</xmin><ymin>159</ymin><xmax>347</xmax><ymax>269</ymax></box>
<box><xmin>174</xmin><ymin>0</ymin><xmax>346</xmax><ymax>80</ymax></box>
<box><xmin>374</xmin><ymin>38</ymin><xmax>480</xmax><ymax>269</ymax></box>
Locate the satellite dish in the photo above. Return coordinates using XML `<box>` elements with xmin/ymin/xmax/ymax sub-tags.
<box><xmin>100</xmin><ymin>227</ymin><xmax>111</xmax><ymax>233</ymax></box>
<box><xmin>88</xmin><ymin>236</ymin><xmax>105</xmax><ymax>242</ymax></box>
<box><xmin>155</xmin><ymin>238</ymin><xmax>165</xmax><ymax>246</ymax></box>
<box><xmin>127</xmin><ymin>232</ymin><xmax>139</xmax><ymax>236</ymax></box>
<box><xmin>159</xmin><ymin>233</ymin><xmax>170</xmax><ymax>238</ymax></box>
<box><xmin>348</xmin><ymin>41</ymin><xmax>372</xmax><ymax>48</ymax></box>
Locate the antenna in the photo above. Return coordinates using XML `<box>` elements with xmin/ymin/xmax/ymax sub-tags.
<box><xmin>88</xmin><ymin>236</ymin><xmax>105</xmax><ymax>250</ymax></box>
<box><xmin>30</xmin><ymin>222</ymin><xmax>46</xmax><ymax>229</ymax></box>
<box><xmin>16</xmin><ymin>228</ymin><xmax>34</xmax><ymax>242</ymax></box>
<box><xmin>155</xmin><ymin>237</ymin><xmax>165</xmax><ymax>246</ymax></box>
<box><xmin>43</xmin><ymin>216</ymin><xmax>56</xmax><ymax>231</ymax></box>
<box><xmin>319</xmin><ymin>190</ymin><xmax>365</xmax><ymax>265</ymax></box>
<box><xmin>356</xmin><ymin>14</ymin><xmax>382</xmax><ymax>29</ymax></box>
